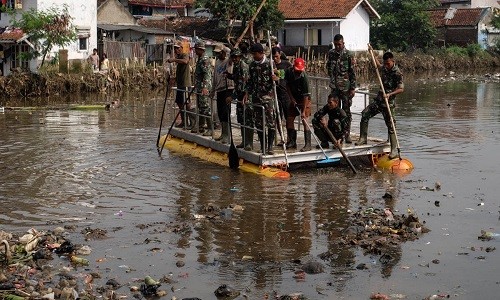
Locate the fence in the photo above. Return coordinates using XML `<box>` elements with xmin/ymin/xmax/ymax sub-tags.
<box><xmin>101</xmin><ymin>40</ymin><xmax>145</xmax><ymax>66</ymax></box>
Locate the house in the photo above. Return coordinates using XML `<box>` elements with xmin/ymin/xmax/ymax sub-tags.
<box><xmin>429</xmin><ymin>7</ymin><xmax>494</xmax><ymax>48</ymax></box>
<box><xmin>0</xmin><ymin>0</ymin><xmax>97</xmax><ymax>76</ymax></box>
<box><xmin>439</xmin><ymin>0</ymin><xmax>499</xmax><ymax>9</ymax></box>
<box><xmin>97</xmin><ymin>0</ymin><xmax>175</xmax><ymax>64</ymax></box>
<box><xmin>97</xmin><ymin>0</ymin><xmax>172</xmax><ymax>45</ymax></box>
<box><xmin>120</xmin><ymin>0</ymin><xmax>196</xmax><ymax>18</ymax></box>
<box><xmin>277</xmin><ymin>0</ymin><xmax>380</xmax><ymax>51</ymax></box>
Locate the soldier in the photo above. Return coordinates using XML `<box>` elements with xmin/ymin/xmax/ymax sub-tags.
<box><xmin>243</xmin><ymin>43</ymin><xmax>276</xmax><ymax>154</ymax></box>
<box><xmin>167</xmin><ymin>41</ymin><xmax>193</xmax><ymax>129</ymax></box>
<box><xmin>312</xmin><ymin>93</ymin><xmax>349</xmax><ymax>149</ymax></box>
<box><xmin>285</xmin><ymin>57</ymin><xmax>312</xmax><ymax>152</ymax></box>
<box><xmin>326</xmin><ymin>34</ymin><xmax>356</xmax><ymax>143</ymax></box>
<box><xmin>226</xmin><ymin>49</ymin><xmax>252</xmax><ymax>150</ymax></box>
<box><xmin>355</xmin><ymin>49</ymin><xmax>404</xmax><ymax>159</ymax></box>
<box><xmin>191</xmin><ymin>41</ymin><xmax>213</xmax><ymax>136</ymax></box>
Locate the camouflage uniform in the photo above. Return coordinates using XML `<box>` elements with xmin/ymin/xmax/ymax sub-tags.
<box><xmin>247</xmin><ymin>58</ymin><xmax>275</xmax><ymax>130</ymax></box>
<box><xmin>194</xmin><ymin>53</ymin><xmax>212</xmax><ymax>118</ymax></box>
<box><xmin>231</xmin><ymin>59</ymin><xmax>252</xmax><ymax>126</ymax></box>
<box><xmin>360</xmin><ymin>64</ymin><xmax>404</xmax><ymax>134</ymax></box>
<box><xmin>326</xmin><ymin>48</ymin><xmax>356</xmax><ymax>137</ymax></box>
<box><xmin>312</xmin><ymin>105</ymin><xmax>349</xmax><ymax>145</ymax></box>
<box><xmin>247</xmin><ymin>57</ymin><xmax>276</xmax><ymax>153</ymax></box>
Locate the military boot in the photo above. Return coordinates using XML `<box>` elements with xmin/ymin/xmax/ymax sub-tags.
<box><xmin>203</xmin><ymin>116</ymin><xmax>213</xmax><ymax>136</ymax></box>
<box><xmin>216</xmin><ymin>122</ymin><xmax>229</xmax><ymax>143</ymax></box>
<box><xmin>186</xmin><ymin>108</ymin><xmax>196</xmax><ymax>130</ymax></box>
<box><xmin>244</xmin><ymin>128</ymin><xmax>254</xmax><ymax>151</ymax></box>
<box><xmin>344</xmin><ymin>120</ymin><xmax>352</xmax><ymax>143</ymax></box>
<box><xmin>355</xmin><ymin>122</ymin><xmax>368</xmax><ymax>145</ymax></box>
<box><xmin>190</xmin><ymin>114</ymin><xmax>204</xmax><ymax>134</ymax></box>
<box><xmin>388</xmin><ymin>132</ymin><xmax>398</xmax><ymax>159</ymax></box>
<box><xmin>285</xmin><ymin>129</ymin><xmax>297</xmax><ymax>149</ymax></box>
<box><xmin>267</xmin><ymin>129</ymin><xmax>275</xmax><ymax>155</ymax></box>
<box><xmin>300</xmin><ymin>130</ymin><xmax>312</xmax><ymax>152</ymax></box>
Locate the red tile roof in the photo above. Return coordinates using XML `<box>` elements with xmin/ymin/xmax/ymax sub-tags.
<box><xmin>429</xmin><ymin>9</ymin><xmax>447</xmax><ymax>27</ymax></box>
<box><xmin>128</xmin><ymin>0</ymin><xmax>194</xmax><ymax>7</ymax></box>
<box><xmin>428</xmin><ymin>8</ymin><xmax>486</xmax><ymax>27</ymax></box>
<box><xmin>0</xmin><ymin>28</ymin><xmax>25</xmax><ymax>41</ymax></box>
<box><xmin>447</xmin><ymin>8</ymin><xmax>485</xmax><ymax>26</ymax></box>
<box><xmin>278</xmin><ymin>0</ymin><xmax>378</xmax><ymax>19</ymax></box>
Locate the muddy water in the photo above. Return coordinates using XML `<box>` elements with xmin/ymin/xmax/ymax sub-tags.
<box><xmin>1</xmin><ymin>77</ymin><xmax>499</xmax><ymax>299</ymax></box>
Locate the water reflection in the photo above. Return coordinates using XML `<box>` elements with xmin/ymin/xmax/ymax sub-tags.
<box><xmin>0</xmin><ymin>79</ymin><xmax>499</xmax><ymax>298</ymax></box>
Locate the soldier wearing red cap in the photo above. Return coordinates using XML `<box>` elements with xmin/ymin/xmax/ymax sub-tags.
<box><xmin>284</xmin><ymin>57</ymin><xmax>312</xmax><ymax>151</ymax></box>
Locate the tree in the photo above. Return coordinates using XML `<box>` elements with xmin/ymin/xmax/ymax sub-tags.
<box><xmin>491</xmin><ymin>8</ymin><xmax>500</xmax><ymax>29</ymax></box>
<box><xmin>9</xmin><ymin>5</ymin><xmax>76</xmax><ymax>67</ymax></box>
<box><xmin>370</xmin><ymin>0</ymin><xmax>438</xmax><ymax>51</ymax></box>
<box><xmin>195</xmin><ymin>0</ymin><xmax>284</xmax><ymax>43</ymax></box>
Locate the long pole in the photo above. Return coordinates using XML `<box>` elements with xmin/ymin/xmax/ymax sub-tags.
<box><xmin>267</xmin><ymin>30</ymin><xmax>288</xmax><ymax>167</ymax></box>
<box><xmin>321</xmin><ymin>124</ymin><xmax>357</xmax><ymax>174</ymax></box>
<box><xmin>368</xmin><ymin>45</ymin><xmax>401</xmax><ymax>160</ymax></box>
<box><xmin>234</xmin><ymin>0</ymin><xmax>267</xmax><ymax>48</ymax></box>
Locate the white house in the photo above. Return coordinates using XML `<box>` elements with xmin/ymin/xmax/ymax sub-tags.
<box><xmin>277</xmin><ymin>0</ymin><xmax>380</xmax><ymax>51</ymax></box>
<box><xmin>0</xmin><ymin>0</ymin><xmax>97</xmax><ymax>75</ymax></box>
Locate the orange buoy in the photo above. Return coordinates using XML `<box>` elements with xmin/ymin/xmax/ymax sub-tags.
<box><xmin>374</xmin><ymin>154</ymin><xmax>414</xmax><ymax>175</ymax></box>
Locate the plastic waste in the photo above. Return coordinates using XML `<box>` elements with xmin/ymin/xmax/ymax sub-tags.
<box><xmin>478</xmin><ymin>230</ymin><xmax>500</xmax><ymax>241</ymax></box>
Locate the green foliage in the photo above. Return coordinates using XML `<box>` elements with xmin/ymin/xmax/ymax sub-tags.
<box><xmin>445</xmin><ymin>44</ymin><xmax>486</xmax><ymax>58</ymax></box>
<box><xmin>491</xmin><ymin>8</ymin><xmax>500</xmax><ymax>29</ymax></box>
<box><xmin>9</xmin><ymin>5</ymin><xmax>77</xmax><ymax>67</ymax></box>
<box><xmin>195</xmin><ymin>0</ymin><xmax>284</xmax><ymax>38</ymax></box>
<box><xmin>466</xmin><ymin>43</ymin><xmax>482</xmax><ymax>57</ymax></box>
<box><xmin>370</xmin><ymin>0</ymin><xmax>439</xmax><ymax>52</ymax></box>
<box><xmin>445</xmin><ymin>45</ymin><xmax>467</xmax><ymax>56</ymax></box>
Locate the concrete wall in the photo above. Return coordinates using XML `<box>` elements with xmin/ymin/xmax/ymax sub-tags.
<box><xmin>98</xmin><ymin>0</ymin><xmax>135</xmax><ymax>25</ymax></box>
<box><xmin>339</xmin><ymin>5</ymin><xmax>371</xmax><ymax>51</ymax></box>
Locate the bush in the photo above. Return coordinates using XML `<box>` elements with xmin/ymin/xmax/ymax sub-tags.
<box><xmin>466</xmin><ymin>43</ymin><xmax>483</xmax><ymax>58</ymax></box>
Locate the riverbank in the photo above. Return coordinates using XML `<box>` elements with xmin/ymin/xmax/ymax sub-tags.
<box><xmin>0</xmin><ymin>50</ymin><xmax>498</xmax><ymax>101</ymax></box>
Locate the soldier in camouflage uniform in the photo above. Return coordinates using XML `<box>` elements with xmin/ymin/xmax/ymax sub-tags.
<box><xmin>355</xmin><ymin>50</ymin><xmax>404</xmax><ymax>159</ymax></box>
<box><xmin>326</xmin><ymin>34</ymin><xmax>356</xmax><ymax>143</ymax></box>
<box><xmin>244</xmin><ymin>43</ymin><xmax>276</xmax><ymax>154</ymax></box>
<box><xmin>312</xmin><ymin>93</ymin><xmax>349</xmax><ymax>149</ymax></box>
<box><xmin>192</xmin><ymin>41</ymin><xmax>213</xmax><ymax>136</ymax></box>
<box><xmin>226</xmin><ymin>49</ymin><xmax>253</xmax><ymax>150</ymax></box>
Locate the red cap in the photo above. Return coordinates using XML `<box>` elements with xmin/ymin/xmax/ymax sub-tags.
<box><xmin>294</xmin><ymin>58</ymin><xmax>305</xmax><ymax>71</ymax></box>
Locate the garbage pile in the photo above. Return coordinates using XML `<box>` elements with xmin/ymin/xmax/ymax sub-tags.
<box><xmin>320</xmin><ymin>207</ymin><xmax>430</xmax><ymax>260</ymax></box>
<box><xmin>0</xmin><ymin>227</ymin><xmax>166</xmax><ymax>300</ymax></box>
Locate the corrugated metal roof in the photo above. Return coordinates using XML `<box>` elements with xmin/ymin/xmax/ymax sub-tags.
<box><xmin>97</xmin><ymin>23</ymin><xmax>173</xmax><ymax>34</ymax></box>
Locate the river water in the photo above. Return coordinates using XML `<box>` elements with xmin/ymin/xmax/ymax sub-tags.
<box><xmin>1</xmin><ymin>75</ymin><xmax>499</xmax><ymax>299</ymax></box>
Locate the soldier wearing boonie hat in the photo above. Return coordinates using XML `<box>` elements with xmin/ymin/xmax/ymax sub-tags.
<box><xmin>192</xmin><ymin>40</ymin><xmax>213</xmax><ymax>135</ymax></box>
<box><xmin>244</xmin><ymin>43</ymin><xmax>276</xmax><ymax>154</ymax></box>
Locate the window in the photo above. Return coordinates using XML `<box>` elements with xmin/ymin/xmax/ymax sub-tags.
<box><xmin>79</xmin><ymin>37</ymin><xmax>88</xmax><ymax>51</ymax></box>
<box><xmin>76</xmin><ymin>26</ymin><xmax>90</xmax><ymax>51</ymax></box>
<box><xmin>1</xmin><ymin>0</ymin><xmax>22</xmax><ymax>9</ymax></box>
<box><xmin>11</xmin><ymin>44</ymin><xmax>29</xmax><ymax>70</ymax></box>
<box><xmin>305</xmin><ymin>28</ymin><xmax>322</xmax><ymax>46</ymax></box>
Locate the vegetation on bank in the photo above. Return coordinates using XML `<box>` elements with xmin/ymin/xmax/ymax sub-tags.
<box><xmin>0</xmin><ymin>46</ymin><xmax>498</xmax><ymax>100</ymax></box>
